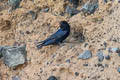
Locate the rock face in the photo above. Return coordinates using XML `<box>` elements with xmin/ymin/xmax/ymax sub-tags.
<box><xmin>0</xmin><ymin>0</ymin><xmax>120</xmax><ymax>80</ymax></box>
<box><xmin>78</xmin><ymin>50</ymin><xmax>92</xmax><ymax>59</ymax></box>
<box><xmin>2</xmin><ymin>45</ymin><xmax>27</xmax><ymax>67</ymax></box>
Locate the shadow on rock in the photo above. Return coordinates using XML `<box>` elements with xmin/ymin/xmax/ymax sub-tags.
<box><xmin>71</xmin><ymin>27</ymin><xmax>85</xmax><ymax>43</ymax></box>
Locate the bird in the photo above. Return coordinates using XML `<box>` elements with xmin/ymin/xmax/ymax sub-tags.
<box><xmin>47</xmin><ymin>76</ymin><xmax>57</xmax><ymax>80</ymax></box>
<box><xmin>36</xmin><ymin>21</ymin><xmax>70</xmax><ymax>49</ymax></box>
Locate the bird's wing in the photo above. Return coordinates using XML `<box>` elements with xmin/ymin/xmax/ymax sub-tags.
<box><xmin>40</xmin><ymin>29</ymin><xmax>67</xmax><ymax>43</ymax></box>
<box><xmin>50</xmin><ymin>30</ymin><xmax>67</xmax><ymax>39</ymax></box>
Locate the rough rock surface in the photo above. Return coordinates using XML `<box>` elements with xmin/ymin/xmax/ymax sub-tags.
<box><xmin>0</xmin><ymin>0</ymin><xmax>120</xmax><ymax>80</ymax></box>
<box><xmin>2</xmin><ymin>45</ymin><xmax>27</xmax><ymax>67</ymax></box>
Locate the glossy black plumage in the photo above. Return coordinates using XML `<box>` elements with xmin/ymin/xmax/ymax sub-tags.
<box><xmin>36</xmin><ymin>21</ymin><xmax>70</xmax><ymax>49</ymax></box>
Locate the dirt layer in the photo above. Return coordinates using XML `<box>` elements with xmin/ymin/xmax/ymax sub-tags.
<box><xmin>0</xmin><ymin>0</ymin><xmax>120</xmax><ymax>80</ymax></box>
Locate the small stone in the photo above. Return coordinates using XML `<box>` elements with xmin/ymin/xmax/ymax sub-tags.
<box><xmin>69</xmin><ymin>0</ymin><xmax>80</xmax><ymax>8</ymax></box>
<box><xmin>111</xmin><ymin>48</ymin><xmax>119</xmax><ymax>53</ymax></box>
<box><xmin>41</xmin><ymin>8</ymin><xmax>49</xmax><ymax>12</ymax></box>
<box><xmin>117</xmin><ymin>67</ymin><xmax>120</xmax><ymax>73</ymax></box>
<box><xmin>97</xmin><ymin>63</ymin><xmax>108</xmax><ymax>68</ymax></box>
<box><xmin>84</xmin><ymin>43</ymin><xmax>88</xmax><ymax>48</ymax></box>
<box><xmin>117</xmin><ymin>53</ymin><xmax>120</xmax><ymax>57</ymax></box>
<box><xmin>65</xmin><ymin>6</ymin><xmax>80</xmax><ymax>16</ymax></box>
<box><xmin>40</xmin><ymin>68</ymin><xmax>43</xmax><ymax>73</ymax></box>
<box><xmin>104</xmin><ymin>64</ymin><xmax>109</xmax><ymax>68</ymax></box>
<box><xmin>65</xmin><ymin>59</ymin><xmax>70</xmax><ymax>63</ymax></box>
<box><xmin>105</xmin><ymin>55</ymin><xmax>111</xmax><ymax>60</ymax></box>
<box><xmin>116</xmin><ymin>49</ymin><xmax>120</xmax><ymax>57</ymax></box>
<box><xmin>97</xmin><ymin>51</ymin><xmax>104</xmax><ymax>62</ymax></box>
<box><xmin>104</xmin><ymin>0</ymin><xmax>108</xmax><ymax>3</ymax></box>
<box><xmin>2</xmin><ymin>45</ymin><xmax>27</xmax><ymax>67</ymax></box>
<box><xmin>47</xmin><ymin>76</ymin><xmax>57</xmax><ymax>80</ymax></box>
<box><xmin>81</xmin><ymin>0</ymin><xmax>98</xmax><ymax>15</ymax></box>
<box><xmin>75</xmin><ymin>72</ymin><xmax>79</xmax><ymax>76</ymax></box>
<box><xmin>118</xmin><ymin>0</ymin><xmax>120</xmax><ymax>3</ymax></box>
<box><xmin>27</xmin><ymin>11</ymin><xmax>37</xmax><ymax>20</ymax></box>
<box><xmin>12</xmin><ymin>76</ymin><xmax>21</xmax><ymax>80</ymax></box>
<box><xmin>83</xmin><ymin>64</ymin><xmax>88</xmax><ymax>66</ymax></box>
<box><xmin>108</xmin><ymin>47</ymin><xmax>111</xmax><ymax>53</ymax></box>
<box><xmin>8</xmin><ymin>0</ymin><xmax>21</xmax><ymax>10</ymax></box>
<box><xmin>97</xmin><ymin>63</ymin><xmax>104</xmax><ymax>68</ymax></box>
<box><xmin>103</xmin><ymin>42</ymin><xmax>107</xmax><ymax>49</ymax></box>
<box><xmin>26</xmin><ymin>31</ymin><xmax>31</xmax><ymax>34</ymax></box>
<box><xmin>107</xmin><ymin>78</ymin><xmax>110</xmax><ymax>80</ymax></box>
<box><xmin>78</xmin><ymin>50</ymin><xmax>92</xmax><ymax>60</ymax></box>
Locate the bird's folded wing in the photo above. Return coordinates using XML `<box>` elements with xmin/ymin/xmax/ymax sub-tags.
<box><xmin>42</xmin><ymin>30</ymin><xmax>67</xmax><ymax>42</ymax></box>
<box><xmin>51</xmin><ymin>30</ymin><xmax>67</xmax><ymax>39</ymax></box>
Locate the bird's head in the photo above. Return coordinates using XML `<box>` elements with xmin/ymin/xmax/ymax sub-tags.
<box><xmin>60</xmin><ymin>21</ymin><xmax>70</xmax><ymax>31</ymax></box>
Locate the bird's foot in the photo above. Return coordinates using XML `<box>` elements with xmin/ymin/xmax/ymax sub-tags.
<box><xmin>36</xmin><ymin>44</ymin><xmax>43</xmax><ymax>49</ymax></box>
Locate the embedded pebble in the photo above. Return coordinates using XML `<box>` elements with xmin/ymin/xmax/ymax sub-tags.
<box><xmin>104</xmin><ymin>64</ymin><xmax>109</xmax><ymax>68</ymax></box>
<box><xmin>109</xmin><ymin>47</ymin><xmax>120</xmax><ymax>53</ymax></box>
<box><xmin>103</xmin><ymin>42</ymin><xmax>107</xmax><ymax>49</ymax></box>
<box><xmin>27</xmin><ymin>11</ymin><xmax>37</xmax><ymax>20</ymax></box>
<box><xmin>75</xmin><ymin>72</ymin><xmax>79</xmax><ymax>76</ymax></box>
<box><xmin>83</xmin><ymin>64</ymin><xmax>88</xmax><ymax>66</ymax></box>
<box><xmin>105</xmin><ymin>55</ymin><xmax>111</xmax><ymax>60</ymax></box>
<box><xmin>41</xmin><ymin>8</ymin><xmax>49</xmax><ymax>12</ymax></box>
<box><xmin>12</xmin><ymin>76</ymin><xmax>21</xmax><ymax>80</ymax></box>
<box><xmin>65</xmin><ymin>59</ymin><xmax>70</xmax><ymax>63</ymax></box>
<box><xmin>117</xmin><ymin>67</ymin><xmax>120</xmax><ymax>73</ymax></box>
<box><xmin>97</xmin><ymin>51</ymin><xmax>104</xmax><ymax>62</ymax></box>
<box><xmin>78</xmin><ymin>50</ymin><xmax>92</xmax><ymax>60</ymax></box>
<box><xmin>26</xmin><ymin>31</ymin><xmax>31</xmax><ymax>34</ymax></box>
<box><xmin>111</xmin><ymin>48</ymin><xmax>119</xmax><ymax>52</ymax></box>
<box><xmin>117</xmin><ymin>53</ymin><xmax>120</xmax><ymax>57</ymax></box>
<box><xmin>97</xmin><ymin>63</ymin><xmax>104</xmax><ymax>68</ymax></box>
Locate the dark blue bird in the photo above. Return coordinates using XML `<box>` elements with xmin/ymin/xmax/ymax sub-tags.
<box><xmin>47</xmin><ymin>76</ymin><xmax>57</xmax><ymax>80</ymax></box>
<box><xmin>36</xmin><ymin>21</ymin><xmax>70</xmax><ymax>49</ymax></box>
